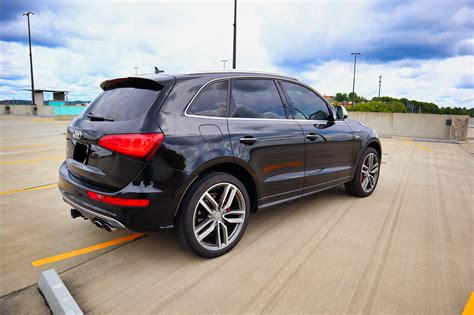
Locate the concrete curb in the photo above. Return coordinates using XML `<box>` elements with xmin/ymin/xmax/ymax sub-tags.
<box><xmin>38</xmin><ymin>269</ymin><xmax>83</xmax><ymax>315</ymax></box>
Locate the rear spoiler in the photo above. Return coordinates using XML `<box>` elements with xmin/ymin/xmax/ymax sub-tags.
<box><xmin>100</xmin><ymin>77</ymin><xmax>166</xmax><ymax>91</ymax></box>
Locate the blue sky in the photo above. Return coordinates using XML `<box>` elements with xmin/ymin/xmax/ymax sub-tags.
<box><xmin>0</xmin><ymin>0</ymin><xmax>473</xmax><ymax>108</ymax></box>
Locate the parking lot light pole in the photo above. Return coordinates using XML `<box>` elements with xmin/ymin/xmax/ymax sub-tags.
<box><xmin>232</xmin><ymin>0</ymin><xmax>237</xmax><ymax>69</ymax></box>
<box><xmin>23</xmin><ymin>12</ymin><xmax>35</xmax><ymax>105</ymax></box>
<box><xmin>221</xmin><ymin>59</ymin><xmax>228</xmax><ymax>69</ymax></box>
<box><xmin>351</xmin><ymin>52</ymin><xmax>360</xmax><ymax>108</ymax></box>
<box><xmin>378</xmin><ymin>75</ymin><xmax>382</xmax><ymax>98</ymax></box>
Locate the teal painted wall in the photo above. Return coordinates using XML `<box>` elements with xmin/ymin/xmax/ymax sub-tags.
<box><xmin>53</xmin><ymin>106</ymin><xmax>86</xmax><ymax>116</ymax></box>
<box><xmin>48</xmin><ymin>101</ymin><xmax>66</xmax><ymax>106</ymax></box>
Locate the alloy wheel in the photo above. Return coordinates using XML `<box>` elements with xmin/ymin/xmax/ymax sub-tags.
<box><xmin>192</xmin><ymin>182</ymin><xmax>246</xmax><ymax>251</ymax></box>
<box><xmin>361</xmin><ymin>153</ymin><xmax>379</xmax><ymax>193</ymax></box>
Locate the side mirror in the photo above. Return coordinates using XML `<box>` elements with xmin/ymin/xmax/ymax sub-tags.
<box><xmin>336</xmin><ymin>105</ymin><xmax>348</xmax><ymax>120</ymax></box>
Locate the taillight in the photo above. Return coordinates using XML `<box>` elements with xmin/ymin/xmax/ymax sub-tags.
<box><xmin>87</xmin><ymin>191</ymin><xmax>150</xmax><ymax>207</ymax></box>
<box><xmin>98</xmin><ymin>133</ymin><xmax>164</xmax><ymax>160</ymax></box>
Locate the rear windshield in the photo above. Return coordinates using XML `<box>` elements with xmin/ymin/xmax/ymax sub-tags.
<box><xmin>84</xmin><ymin>87</ymin><xmax>160</xmax><ymax>121</ymax></box>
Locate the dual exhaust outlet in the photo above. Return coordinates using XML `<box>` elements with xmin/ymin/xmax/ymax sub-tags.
<box><xmin>70</xmin><ymin>209</ymin><xmax>116</xmax><ymax>232</ymax></box>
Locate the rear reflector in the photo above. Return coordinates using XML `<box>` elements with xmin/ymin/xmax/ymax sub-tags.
<box><xmin>98</xmin><ymin>133</ymin><xmax>164</xmax><ymax>160</ymax></box>
<box><xmin>87</xmin><ymin>191</ymin><xmax>150</xmax><ymax>207</ymax></box>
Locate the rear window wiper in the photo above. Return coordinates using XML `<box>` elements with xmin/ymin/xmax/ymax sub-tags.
<box><xmin>86</xmin><ymin>112</ymin><xmax>114</xmax><ymax>121</ymax></box>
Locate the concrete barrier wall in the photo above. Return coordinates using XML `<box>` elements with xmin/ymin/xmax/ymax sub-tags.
<box><xmin>392</xmin><ymin>113</ymin><xmax>450</xmax><ymax>139</ymax></box>
<box><xmin>37</xmin><ymin>106</ymin><xmax>55</xmax><ymax>117</ymax></box>
<box><xmin>347</xmin><ymin>112</ymin><xmax>393</xmax><ymax>136</ymax></box>
<box><xmin>9</xmin><ymin>105</ymin><xmax>35</xmax><ymax>116</ymax></box>
<box><xmin>349</xmin><ymin>112</ymin><xmax>469</xmax><ymax>141</ymax></box>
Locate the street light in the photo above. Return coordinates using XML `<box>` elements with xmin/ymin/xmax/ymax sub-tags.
<box><xmin>232</xmin><ymin>0</ymin><xmax>237</xmax><ymax>69</ymax></box>
<box><xmin>134</xmin><ymin>67</ymin><xmax>139</xmax><ymax>76</ymax></box>
<box><xmin>378</xmin><ymin>75</ymin><xmax>382</xmax><ymax>98</ymax></box>
<box><xmin>351</xmin><ymin>52</ymin><xmax>361</xmax><ymax>108</ymax></box>
<box><xmin>23</xmin><ymin>12</ymin><xmax>35</xmax><ymax>105</ymax></box>
<box><xmin>221</xmin><ymin>59</ymin><xmax>228</xmax><ymax>69</ymax></box>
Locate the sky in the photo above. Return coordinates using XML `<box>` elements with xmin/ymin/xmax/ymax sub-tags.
<box><xmin>0</xmin><ymin>0</ymin><xmax>473</xmax><ymax>108</ymax></box>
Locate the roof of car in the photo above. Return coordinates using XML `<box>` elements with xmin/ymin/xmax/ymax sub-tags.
<box><xmin>140</xmin><ymin>70</ymin><xmax>298</xmax><ymax>82</ymax></box>
<box><xmin>101</xmin><ymin>71</ymin><xmax>298</xmax><ymax>90</ymax></box>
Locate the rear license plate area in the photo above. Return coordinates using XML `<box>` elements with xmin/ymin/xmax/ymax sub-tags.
<box><xmin>73</xmin><ymin>142</ymin><xmax>89</xmax><ymax>164</ymax></box>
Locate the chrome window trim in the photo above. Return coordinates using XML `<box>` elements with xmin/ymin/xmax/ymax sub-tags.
<box><xmin>185</xmin><ymin>76</ymin><xmax>299</xmax><ymax>119</ymax></box>
<box><xmin>183</xmin><ymin>75</ymin><xmax>345</xmax><ymax>124</ymax></box>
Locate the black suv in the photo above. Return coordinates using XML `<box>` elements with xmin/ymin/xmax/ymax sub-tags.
<box><xmin>59</xmin><ymin>71</ymin><xmax>381</xmax><ymax>257</ymax></box>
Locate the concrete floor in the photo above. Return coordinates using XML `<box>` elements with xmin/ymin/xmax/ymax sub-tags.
<box><xmin>0</xmin><ymin>115</ymin><xmax>472</xmax><ymax>314</ymax></box>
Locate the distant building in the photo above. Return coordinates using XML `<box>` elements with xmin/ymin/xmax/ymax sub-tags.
<box><xmin>25</xmin><ymin>89</ymin><xmax>69</xmax><ymax>106</ymax></box>
<box><xmin>339</xmin><ymin>101</ymin><xmax>353</xmax><ymax>107</ymax></box>
<box><xmin>323</xmin><ymin>95</ymin><xmax>334</xmax><ymax>103</ymax></box>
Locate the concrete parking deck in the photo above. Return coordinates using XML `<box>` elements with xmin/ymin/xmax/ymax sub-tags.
<box><xmin>0</xmin><ymin>116</ymin><xmax>472</xmax><ymax>314</ymax></box>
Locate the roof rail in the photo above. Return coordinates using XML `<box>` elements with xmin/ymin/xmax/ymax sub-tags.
<box><xmin>186</xmin><ymin>70</ymin><xmax>298</xmax><ymax>80</ymax></box>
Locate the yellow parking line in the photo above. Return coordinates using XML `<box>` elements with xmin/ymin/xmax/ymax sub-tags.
<box><xmin>0</xmin><ymin>156</ymin><xmax>63</xmax><ymax>165</ymax></box>
<box><xmin>405</xmin><ymin>139</ymin><xmax>432</xmax><ymax>152</ymax></box>
<box><xmin>0</xmin><ymin>183</ymin><xmax>57</xmax><ymax>196</ymax></box>
<box><xmin>32</xmin><ymin>233</ymin><xmax>146</xmax><ymax>267</ymax></box>
<box><xmin>463</xmin><ymin>291</ymin><xmax>474</xmax><ymax>315</ymax></box>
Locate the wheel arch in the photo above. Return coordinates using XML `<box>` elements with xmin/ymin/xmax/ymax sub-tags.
<box><xmin>366</xmin><ymin>139</ymin><xmax>382</xmax><ymax>161</ymax></box>
<box><xmin>175</xmin><ymin>159</ymin><xmax>259</xmax><ymax>221</ymax></box>
<box><xmin>352</xmin><ymin>138</ymin><xmax>382</xmax><ymax>178</ymax></box>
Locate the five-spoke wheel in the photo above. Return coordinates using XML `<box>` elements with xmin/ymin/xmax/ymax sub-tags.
<box><xmin>360</xmin><ymin>152</ymin><xmax>379</xmax><ymax>193</ymax></box>
<box><xmin>193</xmin><ymin>183</ymin><xmax>246</xmax><ymax>251</ymax></box>
<box><xmin>176</xmin><ymin>172</ymin><xmax>250</xmax><ymax>258</ymax></box>
<box><xmin>345</xmin><ymin>147</ymin><xmax>380</xmax><ymax>197</ymax></box>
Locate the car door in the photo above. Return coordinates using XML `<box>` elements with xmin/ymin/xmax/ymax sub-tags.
<box><xmin>227</xmin><ymin>78</ymin><xmax>306</xmax><ymax>208</ymax></box>
<box><xmin>279</xmin><ymin>80</ymin><xmax>354</xmax><ymax>195</ymax></box>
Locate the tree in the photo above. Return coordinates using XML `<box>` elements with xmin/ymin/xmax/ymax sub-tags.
<box><xmin>335</xmin><ymin>93</ymin><xmax>348</xmax><ymax>102</ymax></box>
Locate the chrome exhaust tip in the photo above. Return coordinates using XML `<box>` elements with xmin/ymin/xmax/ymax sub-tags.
<box><xmin>94</xmin><ymin>220</ymin><xmax>103</xmax><ymax>229</ymax></box>
<box><xmin>102</xmin><ymin>222</ymin><xmax>116</xmax><ymax>232</ymax></box>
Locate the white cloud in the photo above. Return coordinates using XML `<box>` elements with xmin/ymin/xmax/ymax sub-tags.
<box><xmin>299</xmin><ymin>56</ymin><xmax>474</xmax><ymax>107</ymax></box>
<box><xmin>0</xmin><ymin>0</ymin><xmax>473</xmax><ymax>108</ymax></box>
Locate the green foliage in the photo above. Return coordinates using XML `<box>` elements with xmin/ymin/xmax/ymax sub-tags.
<box><xmin>335</xmin><ymin>93</ymin><xmax>348</xmax><ymax>102</ymax></box>
<box><xmin>338</xmin><ymin>93</ymin><xmax>473</xmax><ymax>116</ymax></box>
<box><xmin>347</xmin><ymin>100</ymin><xmax>406</xmax><ymax>113</ymax></box>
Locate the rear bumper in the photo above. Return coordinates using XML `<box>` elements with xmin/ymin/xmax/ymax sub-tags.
<box><xmin>63</xmin><ymin>193</ymin><xmax>126</xmax><ymax>229</ymax></box>
<box><xmin>58</xmin><ymin>161</ymin><xmax>192</xmax><ymax>232</ymax></box>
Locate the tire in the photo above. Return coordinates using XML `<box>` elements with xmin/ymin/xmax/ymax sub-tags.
<box><xmin>345</xmin><ymin>147</ymin><xmax>380</xmax><ymax>197</ymax></box>
<box><xmin>176</xmin><ymin>172</ymin><xmax>250</xmax><ymax>258</ymax></box>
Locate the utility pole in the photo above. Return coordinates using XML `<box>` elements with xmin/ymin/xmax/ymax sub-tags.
<box><xmin>23</xmin><ymin>12</ymin><xmax>35</xmax><ymax>105</ymax></box>
<box><xmin>221</xmin><ymin>59</ymin><xmax>228</xmax><ymax>69</ymax></box>
<box><xmin>351</xmin><ymin>52</ymin><xmax>360</xmax><ymax>108</ymax></box>
<box><xmin>378</xmin><ymin>75</ymin><xmax>382</xmax><ymax>98</ymax></box>
<box><xmin>134</xmin><ymin>67</ymin><xmax>139</xmax><ymax>75</ymax></box>
<box><xmin>232</xmin><ymin>0</ymin><xmax>237</xmax><ymax>69</ymax></box>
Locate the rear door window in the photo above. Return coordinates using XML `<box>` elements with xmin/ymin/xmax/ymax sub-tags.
<box><xmin>84</xmin><ymin>87</ymin><xmax>160</xmax><ymax>121</ymax></box>
<box><xmin>187</xmin><ymin>81</ymin><xmax>228</xmax><ymax>117</ymax></box>
<box><xmin>230</xmin><ymin>79</ymin><xmax>287</xmax><ymax>119</ymax></box>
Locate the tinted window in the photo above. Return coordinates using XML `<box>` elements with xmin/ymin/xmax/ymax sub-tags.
<box><xmin>188</xmin><ymin>81</ymin><xmax>228</xmax><ymax>117</ymax></box>
<box><xmin>230</xmin><ymin>79</ymin><xmax>287</xmax><ymax>119</ymax></box>
<box><xmin>281</xmin><ymin>82</ymin><xmax>331</xmax><ymax>120</ymax></box>
<box><xmin>85</xmin><ymin>87</ymin><xmax>160</xmax><ymax>121</ymax></box>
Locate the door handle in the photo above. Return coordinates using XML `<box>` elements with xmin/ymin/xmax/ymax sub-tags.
<box><xmin>306</xmin><ymin>133</ymin><xmax>318</xmax><ymax>141</ymax></box>
<box><xmin>239</xmin><ymin>136</ymin><xmax>258</xmax><ymax>145</ymax></box>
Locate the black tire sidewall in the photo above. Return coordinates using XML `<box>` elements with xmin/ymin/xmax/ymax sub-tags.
<box><xmin>347</xmin><ymin>147</ymin><xmax>380</xmax><ymax>197</ymax></box>
<box><xmin>177</xmin><ymin>172</ymin><xmax>250</xmax><ymax>258</ymax></box>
